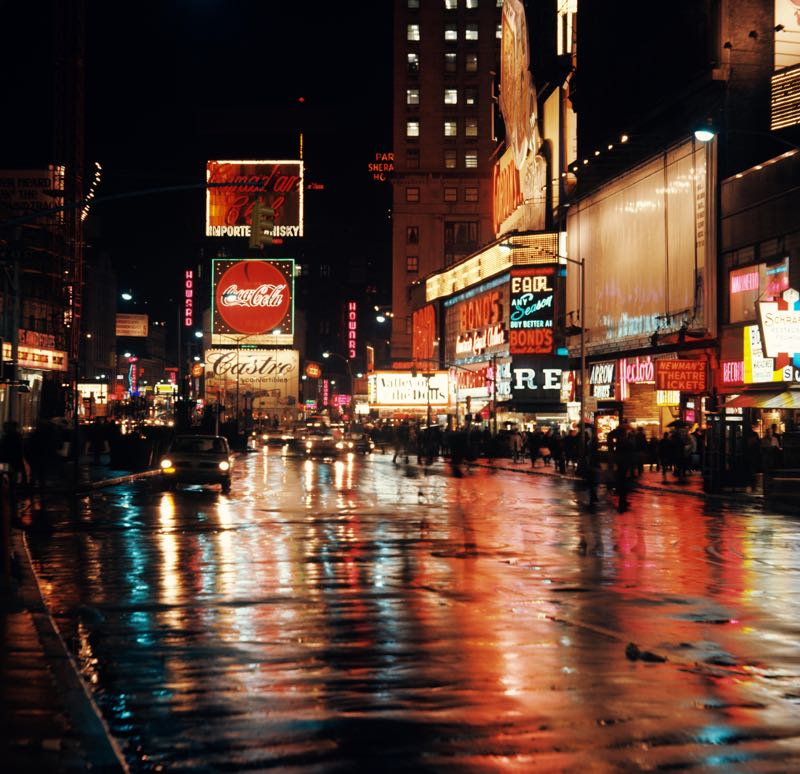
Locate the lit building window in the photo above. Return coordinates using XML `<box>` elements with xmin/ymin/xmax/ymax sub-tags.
<box><xmin>407</xmin><ymin>255</ymin><xmax>419</xmax><ymax>273</ymax></box>
<box><xmin>445</xmin><ymin>24</ymin><xmax>458</xmax><ymax>41</ymax></box>
<box><xmin>464</xmin><ymin>87</ymin><xmax>478</xmax><ymax>105</ymax></box>
<box><xmin>444</xmin><ymin>88</ymin><xmax>458</xmax><ymax>105</ymax></box>
<box><xmin>465</xmin><ymin>24</ymin><xmax>478</xmax><ymax>41</ymax></box>
<box><xmin>466</xmin><ymin>53</ymin><xmax>478</xmax><ymax>72</ymax></box>
<box><xmin>444</xmin><ymin>120</ymin><xmax>458</xmax><ymax>137</ymax></box>
<box><xmin>444</xmin><ymin>187</ymin><xmax>457</xmax><ymax>202</ymax></box>
<box><xmin>466</xmin><ymin>0</ymin><xmax>478</xmax><ymax>7</ymax></box>
<box><xmin>406</xmin><ymin>88</ymin><xmax>420</xmax><ymax>105</ymax></box>
<box><xmin>407</xmin><ymin>53</ymin><xmax>419</xmax><ymax>74</ymax></box>
<box><xmin>465</xmin><ymin>151</ymin><xmax>478</xmax><ymax>168</ymax></box>
<box><xmin>407</xmin><ymin>24</ymin><xmax>420</xmax><ymax>41</ymax></box>
<box><xmin>406</xmin><ymin>187</ymin><xmax>420</xmax><ymax>202</ymax></box>
<box><xmin>496</xmin><ymin>22</ymin><xmax>502</xmax><ymax>39</ymax></box>
<box><xmin>445</xmin><ymin>52</ymin><xmax>457</xmax><ymax>72</ymax></box>
<box><xmin>408</xmin><ymin>0</ymin><xmax>420</xmax><ymax>7</ymax></box>
<box><xmin>465</xmin><ymin>117</ymin><xmax>478</xmax><ymax>137</ymax></box>
<box><xmin>444</xmin><ymin>149</ymin><xmax>457</xmax><ymax>168</ymax></box>
<box><xmin>444</xmin><ymin>0</ymin><xmax>457</xmax><ymax>9</ymax></box>
<box><xmin>406</xmin><ymin>120</ymin><xmax>420</xmax><ymax>137</ymax></box>
<box><xmin>464</xmin><ymin>187</ymin><xmax>478</xmax><ymax>202</ymax></box>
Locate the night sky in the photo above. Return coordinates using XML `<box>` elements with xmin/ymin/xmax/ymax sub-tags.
<box><xmin>0</xmin><ymin>0</ymin><xmax>393</xmax><ymax>318</ymax></box>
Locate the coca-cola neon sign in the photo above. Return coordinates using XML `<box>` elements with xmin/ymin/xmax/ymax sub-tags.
<box><xmin>212</xmin><ymin>259</ymin><xmax>294</xmax><ymax>337</ymax></box>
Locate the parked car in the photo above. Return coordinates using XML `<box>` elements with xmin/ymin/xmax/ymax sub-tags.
<box><xmin>159</xmin><ymin>434</ymin><xmax>233</xmax><ymax>492</ymax></box>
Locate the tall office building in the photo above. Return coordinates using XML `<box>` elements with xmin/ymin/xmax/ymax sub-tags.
<box><xmin>391</xmin><ymin>0</ymin><xmax>503</xmax><ymax>360</ymax></box>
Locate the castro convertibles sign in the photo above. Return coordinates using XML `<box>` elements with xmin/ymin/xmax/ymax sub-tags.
<box><xmin>509</xmin><ymin>266</ymin><xmax>556</xmax><ymax>354</ymax></box>
<box><xmin>212</xmin><ymin>259</ymin><xmax>294</xmax><ymax>345</ymax></box>
<box><xmin>204</xmin><ymin>349</ymin><xmax>299</xmax><ymax>409</ymax></box>
<box><xmin>206</xmin><ymin>159</ymin><xmax>304</xmax><ymax>238</ymax></box>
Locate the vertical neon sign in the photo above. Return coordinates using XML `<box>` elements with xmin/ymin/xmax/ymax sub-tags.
<box><xmin>347</xmin><ymin>301</ymin><xmax>357</xmax><ymax>359</ymax></box>
<box><xmin>184</xmin><ymin>269</ymin><xmax>194</xmax><ymax>327</ymax></box>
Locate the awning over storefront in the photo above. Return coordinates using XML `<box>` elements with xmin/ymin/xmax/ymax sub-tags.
<box><xmin>725</xmin><ymin>391</ymin><xmax>800</xmax><ymax>409</ymax></box>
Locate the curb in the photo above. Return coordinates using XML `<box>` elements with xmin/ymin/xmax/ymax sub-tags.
<box><xmin>19</xmin><ymin>469</ymin><xmax>161</xmax><ymax>496</ymax></box>
<box><xmin>15</xmin><ymin>529</ymin><xmax>129</xmax><ymax>773</ymax></box>
<box><xmin>467</xmin><ymin>460</ymin><xmax>765</xmax><ymax>505</ymax></box>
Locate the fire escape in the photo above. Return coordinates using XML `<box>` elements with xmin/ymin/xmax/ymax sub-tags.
<box><xmin>54</xmin><ymin>0</ymin><xmax>85</xmax><ymax>363</ymax></box>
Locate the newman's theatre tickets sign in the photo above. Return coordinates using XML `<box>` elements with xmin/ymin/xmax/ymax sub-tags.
<box><xmin>206</xmin><ymin>160</ymin><xmax>304</xmax><ymax>238</ymax></box>
<box><xmin>655</xmin><ymin>360</ymin><xmax>707</xmax><ymax>392</ymax></box>
<box><xmin>211</xmin><ymin>259</ymin><xmax>294</xmax><ymax>346</ymax></box>
<box><xmin>204</xmin><ymin>349</ymin><xmax>299</xmax><ymax>410</ymax></box>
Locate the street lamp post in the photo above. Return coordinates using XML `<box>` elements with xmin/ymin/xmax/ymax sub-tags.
<box><xmin>561</xmin><ymin>255</ymin><xmax>587</xmax><ymax>462</ymax></box>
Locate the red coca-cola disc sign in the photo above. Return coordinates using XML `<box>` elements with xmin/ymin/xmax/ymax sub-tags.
<box><xmin>214</xmin><ymin>260</ymin><xmax>290</xmax><ymax>335</ymax></box>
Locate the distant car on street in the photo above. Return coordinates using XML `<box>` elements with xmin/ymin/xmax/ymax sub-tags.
<box><xmin>159</xmin><ymin>434</ymin><xmax>233</xmax><ymax>493</ymax></box>
<box><xmin>303</xmin><ymin>427</ymin><xmax>337</xmax><ymax>457</ymax></box>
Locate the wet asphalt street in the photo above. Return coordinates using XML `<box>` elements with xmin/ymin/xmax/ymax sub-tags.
<box><xmin>24</xmin><ymin>449</ymin><xmax>800</xmax><ymax>772</ymax></box>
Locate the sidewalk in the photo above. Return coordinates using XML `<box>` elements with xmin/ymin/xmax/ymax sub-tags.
<box><xmin>380</xmin><ymin>449</ymin><xmax>765</xmax><ymax>506</ymax></box>
<box><xmin>1</xmin><ymin>458</ymin><xmax>153</xmax><ymax>773</ymax></box>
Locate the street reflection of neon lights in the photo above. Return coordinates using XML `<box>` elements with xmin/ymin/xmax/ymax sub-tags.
<box><xmin>158</xmin><ymin>494</ymin><xmax>181</xmax><ymax>617</ymax></box>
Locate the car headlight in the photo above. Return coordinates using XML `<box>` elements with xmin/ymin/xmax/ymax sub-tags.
<box><xmin>219</xmin><ymin>460</ymin><xmax>230</xmax><ymax>471</ymax></box>
<box><xmin>160</xmin><ymin>458</ymin><xmax>173</xmax><ymax>469</ymax></box>
<box><xmin>262</xmin><ymin>434</ymin><xmax>269</xmax><ymax>440</ymax></box>
<box><xmin>335</xmin><ymin>441</ymin><xmax>344</xmax><ymax>449</ymax></box>
<box><xmin>306</xmin><ymin>441</ymin><xmax>313</xmax><ymax>449</ymax></box>
<box><xmin>347</xmin><ymin>441</ymin><xmax>353</xmax><ymax>448</ymax></box>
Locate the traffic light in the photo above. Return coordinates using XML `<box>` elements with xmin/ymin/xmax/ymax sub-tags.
<box><xmin>249</xmin><ymin>196</ymin><xmax>274</xmax><ymax>249</ymax></box>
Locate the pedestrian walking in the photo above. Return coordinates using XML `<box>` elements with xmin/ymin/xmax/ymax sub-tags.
<box><xmin>634</xmin><ymin>426</ymin><xmax>647</xmax><ymax>477</ymax></box>
<box><xmin>613</xmin><ymin>425</ymin><xmax>636</xmax><ymax>511</ymax></box>
<box><xmin>658</xmin><ymin>431</ymin><xmax>672</xmax><ymax>483</ymax></box>
<box><xmin>510</xmin><ymin>428</ymin><xmax>525</xmax><ymax>463</ymax></box>
<box><xmin>0</xmin><ymin>421</ymin><xmax>27</xmax><ymax>486</ymax></box>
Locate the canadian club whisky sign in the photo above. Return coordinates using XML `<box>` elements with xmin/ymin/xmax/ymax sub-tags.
<box><xmin>211</xmin><ymin>258</ymin><xmax>294</xmax><ymax>346</ymax></box>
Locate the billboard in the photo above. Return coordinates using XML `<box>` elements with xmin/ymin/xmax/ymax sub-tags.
<box><xmin>368</xmin><ymin>371</ymin><xmax>449</xmax><ymax>407</ymax></box>
<box><xmin>211</xmin><ymin>258</ymin><xmax>294</xmax><ymax>346</ymax></box>
<box><xmin>495</xmin><ymin>0</ymin><xmax>547</xmax><ymax>235</ymax></box>
<box><xmin>206</xmin><ymin>160</ymin><xmax>304</xmax><ymax>238</ymax></box>
<box><xmin>0</xmin><ymin>167</ymin><xmax>64</xmax><ymax>228</ymax></box>
<box><xmin>509</xmin><ymin>356</ymin><xmax>565</xmax><ymax>404</ymax></box>
<box><xmin>116</xmin><ymin>313</ymin><xmax>149</xmax><ymax>337</ymax></box>
<box><xmin>655</xmin><ymin>360</ymin><xmax>707</xmax><ymax>392</ymax></box>
<box><xmin>444</xmin><ymin>276</ymin><xmax>509</xmax><ymax>363</ymax></box>
<box><xmin>729</xmin><ymin>258</ymin><xmax>789</xmax><ymax>324</ymax></box>
<box><xmin>204</xmin><ymin>348</ymin><xmax>299</xmax><ymax>410</ymax></box>
<box><xmin>509</xmin><ymin>266</ymin><xmax>556</xmax><ymax>354</ymax></box>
